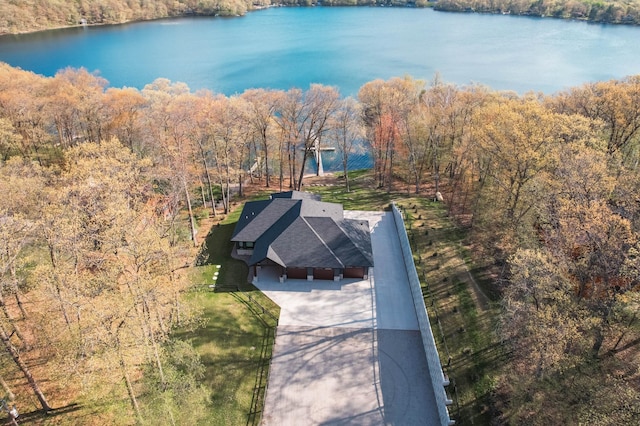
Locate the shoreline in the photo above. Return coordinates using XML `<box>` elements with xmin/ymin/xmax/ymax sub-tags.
<box><xmin>2</xmin><ymin>2</ymin><xmax>638</xmax><ymax>39</ymax></box>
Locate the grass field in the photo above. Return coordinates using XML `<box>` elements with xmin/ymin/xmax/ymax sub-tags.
<box><xmin>179</xmin><ymin>205</ymin><xmax>279</xmax><ymax>425</ymax></box>
<box><xmin>395</xmin><ymin>196</ymin><xmax>504</xmax><ymax>425</ymax></box>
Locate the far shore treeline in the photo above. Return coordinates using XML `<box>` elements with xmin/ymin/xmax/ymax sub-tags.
<box><xmin>1</xmin><ymin>61</ymin><xmax>640</xmax><ymax>423</ymax></box>
<box><xmin>3</xmin><ymin>0</ymin><xmax>640</xmax><ymax>35</ymax></box>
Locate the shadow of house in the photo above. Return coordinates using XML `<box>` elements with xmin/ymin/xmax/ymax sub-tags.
<box><xmin>231</xmin><ymin>191</ymin><xmax>374</xmax><ymax>283</ymax></box>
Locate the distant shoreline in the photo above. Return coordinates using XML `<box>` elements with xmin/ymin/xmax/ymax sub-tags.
<box><xmin>1</xmin><ymin>1</ymin><xmax>639</xmax><ymax>38</ymax></box>
<box><xmin>1</xmin><ymin>3</ymin><xmax>429</xmax><ymax>37</ymax></box>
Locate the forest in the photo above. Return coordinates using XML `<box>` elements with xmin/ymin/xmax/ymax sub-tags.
<box><xmin>0</xmin><ymin>61</ymin><xmax>639</xmax><ymax>423</ymax></box>
<box><xmin>2</xmin><ymin>0</ymin><xmax>640</xmax><ymax>35</ymax></box>
<box><xmin>434</xmin><ymin>0</ymin><xmax>640</xmax><ymax>24</ymax></box>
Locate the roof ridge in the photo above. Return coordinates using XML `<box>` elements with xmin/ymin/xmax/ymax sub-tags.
<box><xmin>301</xmin><ymin>216</ymin><xmax>344</xmax><ymax>268</ymax></box>
<box><xmin>337</xmin><ymin>219</ymin><xmax>374</xmax><ymax>265</ymax></box>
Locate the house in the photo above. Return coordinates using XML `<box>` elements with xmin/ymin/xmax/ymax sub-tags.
<box><xmin>232</xmin><ymin>191</ymin><xmax>374</xmax><ymax>282</ymax></box>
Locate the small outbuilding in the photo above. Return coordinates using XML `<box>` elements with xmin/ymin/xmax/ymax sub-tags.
<box><xmin>232</xmin><ymin>191</ymin><xmax>374</xmax><ymax>282</ymax></box>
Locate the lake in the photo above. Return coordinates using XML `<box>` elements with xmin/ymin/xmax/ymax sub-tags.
<box><xmin>2</xmin><ymin>7</ymin><xmax>640</xmax><ymax>173</ymax></box>
<box><xmin>2</xmin><ymin>7</ymin><xmax>640</xmax><ymax>97</ymax></box>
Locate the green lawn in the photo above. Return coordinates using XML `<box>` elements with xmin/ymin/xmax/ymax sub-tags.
<box><xmin>180</xmin><ymin>207</ymin><xmax>279</xmax><ymax>425</ymax></box>
<box><xmin>176</xmin><ymin>291</ymin><xmax>276</xmax><ymax>425</ymax></box>
<box><xmin>305</xmin><ymin>170</ymin><xmax>393</xmax><ymax>210</ymax></box>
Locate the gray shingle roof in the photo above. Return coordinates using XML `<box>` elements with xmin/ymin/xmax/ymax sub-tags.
<box><xmin>231</xmin><ymin>199</ymin><xmax>299</xmax><ymax>242</ymax></box>
<box><xmin>269</xmin><ymin>217</ymin><xmax>343</xmax><ymax>268</ymax></box>
<box><xmin>232</xmin><ymin>191</ymin><xmax>373</xmax><ymax>269</ymax></box>
<box><xmin>306</xmin><ymin>217</ymin><xmax>374</xmax><ymax>267</ymax></box>
<box><xmin>231</xmin><ymin>199</ymin><xmax>271</xmax><ymax>240</ymax></box>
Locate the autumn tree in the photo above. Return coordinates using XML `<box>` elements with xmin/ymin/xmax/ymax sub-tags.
<box><xmin>141</xmin><ymin>79</ymin><xmax>200</xmax><ymax>245</ymax></box>
<box><xmin>417</xmin><ymin>79</ymin><xmax>488</xmax><ymax>198</ymax></box>
<box><xmin>328</xmin><ymin>97</ymin><xmax>363</xmax><ymax>192</ymax></box>
<box><xmin>199</xmin><ymin>94</ymin><xmax>247</xmax><ymax>213</ymax></box>
<box><xmin>549</xmin><ymin>75</ymin><xmax>640</xmax><ymax>160</ymax></box>
<box><xmin>499</xmin><ymin>118</ymin><xmax>640</xmax><ymax>422</ymax></box>
<box><xmin>45</xmin><ymin>67</ymin><xmax>108</xmax><ymax>146</ymax></box>
<box><xmin>470</xmin><ymin>96</ymin><xmax>576</xmax><ymax>255</ymax></box>
<box><xmin>0</xmin><ymin>158</ymin><xmax>52</xmax><ymax>412</ymax></box>
<box><xmin>503</xmin><ymin>249</ymin><xmax>593</xmax><ymax>378</ymax></box>
<box><xmin>241</xmin><ymin>88</ymin><xmax>285</xmax><ymax>188</ymax></box>
<box><xmin>500</xmin><ymin>249</ymin><xmax>596</xmax><ymax>423</ymax></box>
<box><xmin>0</xmin><ymin>118</ymin><xmax>20</xmax><ymax>161</ymax></box>
<box><xmin>33</xmin><ymin>139</ymin><xmax>199</xmax><ymax>421</ymax></box>
<box><xmin>359</xmin><ymin>77</ymin><xmax>422</xmax><ymax>191</ymax></box>
<box><xmin>103</xmin><ymin>86</ymin><xmax>147</xmax><ymax>152</ymax></box>
<box><xmin>274</xmin><ymin>85</ymin><xmax>340</xmax><ymax>190</ymax></box>
<box><xmin>436</xmin><ymin>85</ymin><xmax>490</xmax><ymax>217</ymax></box>
<box><xmin>0</xmin><ymin>64</ymin><xmax>51</xmax><ymax>163</ymax></box>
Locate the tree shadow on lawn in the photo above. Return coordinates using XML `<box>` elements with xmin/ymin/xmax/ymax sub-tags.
<box><xmin>14</xmin><ymin>403</ymin><xmax>83</xmax><ymax>423</ymax></box>
<box><xmin>195</xmin><ymin>222</ymin><xmax>252</xmax><ymax>291</ymax></box>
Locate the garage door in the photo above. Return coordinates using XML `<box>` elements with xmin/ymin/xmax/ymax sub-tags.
<box><xmin>287</xmin><ymin>268</ymin><xmax>307</xmax><ymax>279</ymax></box>
<box><xmin>344</xmin><ymin>267</ymin><xmax>365</xmax><ymax>279</ymax></box>
<box><xmin>313</xmin><ymin>268</ymin><xmax>334</xmax><ymax>280</ymax></box>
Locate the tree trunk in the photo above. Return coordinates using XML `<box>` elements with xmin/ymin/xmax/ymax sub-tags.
<box><xmin>433</xmin><ymin>148</ymin><xmax>440</xmax><ymax>199</ymax></box>
<box><xmin>198</xmin><ymin>141</ymin><xmax>217</xmax><ymax>217</ymax></box>
<box><xmin>0</xmin><ymin>293</ymin><xmax>27</xmax><ymax>347</ymax></box>
<box><xmin>148</xmin><ymin>313</ymin><xmax>166</xmax><ymax>389</ymax></box>
<box><xmin>592</xmin><ymin>326</ymin><xmax>605</xmax><ymax>358</ymax></box>
<box><xmin>289</xmin><ymin>143</ymin><xmax>296</xmax><ymax>189</ymax></box>
<box><xmin>182</xmin><ymin>177</ymin><xmax>198</xmax><ymax>247</ymax></box>
<box><xmin>342</xmin><ymin>155</ymin><xmax>350</xmax><ymax>193</ymax></box>
<box><xmin>387</xmin><ymin>143</ymin><xmax>394</xmax><ymax>193</ymax></box>
<box><xmin>9</xmin><ymin>266</ymin><xmax>27</xmax><ymax>320</ymax></box>
<box><xmin>0</xmin><ymin>374</ymin><xmax>15</xmax><ymax>401</ymax></box>
<box><xmin>263</xmin><ymin>131</ymin><xmax>270</xmax><ymax>188</ymax></box>
<box><xmin>0</xmin><ymin>323</ymin><xmax>51</xmax><ymax>412</ymax></box>
<box><xmin>218</xmin><ymin>178</ymin><xmax>227</xmax><ymax>215</ymax></box>
<box><xmin>296</xmin><ymin>148</ymin><xmax>310</xmax><ymax>191</ymax></box>
<box><xmin>199</xmin><ymin>180</ymin><xmax>206</xmax><ymax>210</ymax></box>
<box><xmin>47</xmin><ymin>245</ymin><xmax>72</xmax><ymax>330</ymax></box>
<box><xmin>119</xmin><ymin>347</ymin><xmax>142</xmax><ymax>422</ymax></box>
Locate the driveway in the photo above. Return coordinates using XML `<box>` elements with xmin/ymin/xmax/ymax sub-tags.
<box><xmin>257</xmin><ymin>211</ymin><xmax>439</xmax><ymax>426</ymax></box>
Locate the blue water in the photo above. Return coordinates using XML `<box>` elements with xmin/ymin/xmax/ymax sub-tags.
<box><xmin>2</xmin><ymin>8</ymin><xmax>640</xmax><ymax>97</ymax></box>
<box><xmin>307</xmin><ymin>150</ymin><xmax>374</xmax><ymax>174</ymax></box>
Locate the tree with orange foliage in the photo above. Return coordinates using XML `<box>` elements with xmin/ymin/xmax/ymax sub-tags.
<box><xmin>359</xmin><ymin>77</ymin><xmax>421</xmax><ymax>191</ymax></box>
<box><xmin>103</xmin><ymin>87</ymin><xmax>147</xmax><ymax>152</ymax></box>
<box><xmin>0</xmin><ymin>64</ymin><xmax>51</xmax><ymax>163</ymax></box>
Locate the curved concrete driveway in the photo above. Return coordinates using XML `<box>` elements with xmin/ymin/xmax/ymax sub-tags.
<box><xmin>258</xmin><ymin>211</ymin><xmax>439</xmax><ymax>426</ymax></box>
